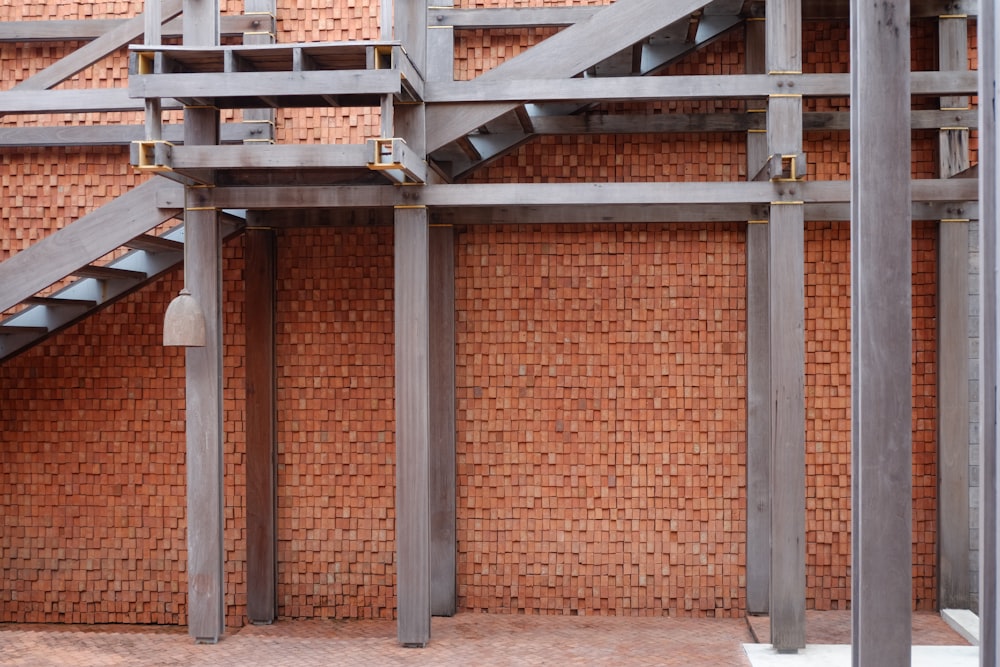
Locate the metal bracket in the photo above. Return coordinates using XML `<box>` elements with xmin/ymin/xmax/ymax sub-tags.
<box><xmin>368</xmin><ymin>138</ymin><xmax>426</xmax><ymax>185</ymax></box>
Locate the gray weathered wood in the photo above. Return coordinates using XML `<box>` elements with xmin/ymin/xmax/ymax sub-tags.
<box><xmin>979</xmin><ymin>4</ymin><xmax>999</xmax><ymax>663</ymax></box>
<box><xmin>744</xmin><ymin>16</ymin><xmax>770</xmax><ymax>618</ymax></box>
<box><xmin>183</xmin><ymin>0</ymin><xmax>225</xmax><ymax>645</ymax></box>
<box><xmin>0</xmin><ymin>179</ymin><xmax>182</xmax><ymax>313</ymax></box>
<box><xmin>0</xmin><ymin>123</ymin><xmax>253</xmax><ymax>147</ymax></box>
<box><xmin>766</xmin><ymin>0</ymin><xmax>805</xmax><ymax>651</ymax></box>
<box><xmin>198</xmin><ymin>179</ymin><xmax>978</xmax><ymax>211</ymax></box>
<box><xmin>937</xmin><ymin>14</ymin><xmax>972</xmax><ymax>612</ymax></box>
<box><xmin>429</xmin><ymin>224</ymin><xmax>456</xmax><ymax>617</ymax></box>
<box><xmin>0</xmin><ymin>89</ymin><xmax>158</xmax><ymax>114</ymax></box>
<box><xmin>130</xmin><ymin>70</ymin><xmax>400</xmax><ymax>102</ymax></box>
<box><xmin>12</xmin><ymin>0</ymin><xmax>183</xmax><ymax>92</ymax></box>
<box><xmin>851</xmin><ymin>0</ymin><xmax>913</xmax><ymax>664</ymax></box>
<box><xmin>425</xmin><ymin>71</ymin><xmax>977</xmax><ymax>105</ymax></box>
<box><xmin>0</xmin><ymin>15</ymin><xmax>255</xmax><ymax>42</ymax></box>
<box><xmin>428</xmin><ymin>1</ymin><xmax>978</xmax><ymax>28</ymax></box>
<box><xmin>245</xmin><ymin>225</ymin><xmax>277</xmax><ymax>624</ymax></box>
<box><xmin>426</xmin><ymin>0</ymin><xmax>711</xmax><ymax>151</ymax></box>
<box><xmin>240</xmin><ymin>0</ymin><xmax>277</xmax><ymax>143</ymax></box>
<box><xmin>395</xmin><ymin>206</ymin><xmax>431</xmax><ymax>647</ymax></box>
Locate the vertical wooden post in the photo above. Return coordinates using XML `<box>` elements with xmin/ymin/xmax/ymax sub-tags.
<box><xmin>241</xmin><ymin>0</ymin><xmax>278</xmax><ymax>627</ymax></box>
<box><xmin>243</xmin><ymin>0</ymin><xmax>276</xmax><ymax>145</ymax></box>
<box><xmin>395</xmin><ymin>206</ymin><xmax>432</xmax><ymax>646</ymax></box>
<box><xmin>978</xmin><ymin>4</ymin><xmax>999</xmax><ymax>663</ymax></box>
<box><xmin>143</xmin><ymin>0</ymin><xmax>162</xmax><ymax>141</ymax></box>
<box><xmin>429</xmin><ymin>224</ymin><xmax>456</xmax><ymax>617</ymax></box>
<box><xmin>426</xmin><ymin>0</ymin><xmax>456</xmax><ymax>619</ymax></box>
<box><xmin>183</xmin><ymin>0</ymin><xmax>224</xmax><ymax>644</ymax></box>
<box><xmin>245</xmin><ymin>223</ymin><xmax>277</xmax><ymax>624</ymax></box>
<box><xmin>850</xmin><ymin>1</ymin><xmax>912</xmax><ymax>664</ymax></box>
<box><xmin>745</xmin><ymin>14</ymin><xmax>771</xmax><ymax>617</ymax></box>
<box><xmin>391</xmin><ymin>1</ymin><xmax>431</xmax><ymax>647</ymax></box>
<box><xmin>766</xmin><ymin>0</ymin><xmax>805</xmax><ymax>652</ymax></box>
<box><xmin>937</xmin><ymin>14</ymin><xmax>971</xmax><ymax>611</ymax></box>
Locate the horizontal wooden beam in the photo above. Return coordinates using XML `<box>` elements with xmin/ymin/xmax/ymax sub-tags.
<box><xmin>129</xmin><ymin>70</ymin><xmax>400</xmax><ymax>103</ymax></box>
<box><xmin>530</xmin><ymin>109</ymin><xmax>978</xmax><ymax>134</ymax></box>
<box><xmin>427</xmin><ymin>71</ymin><xmax>977</xmax><ymax>104</ymax></box>
<box><xmin>0</xmin><ymin>123</ymin><xmax>255</xmax><ymax>147</ymax></box>
<box><xmin>429</xmin><ymin>1</ymin><xmax>977</xmax><ymax>28</ymax></box>
<box><xmin>164</xmin><ymin>143</ymin><xmax>372</xmax><ymax>169</ymax></box>
<box><xmin>0</xmin><ymin>88</ymin><xmax>180</xmax><ymax>114</ymax></box>
<box><xmin>194</xmin><ymin>178</ymin><xmax>977</xmax><ymax>211</ymax></box>
<box><xmin>0</xmin><ymin>15</ymin><xmax>258</xmax><ymax>42</ymax></box>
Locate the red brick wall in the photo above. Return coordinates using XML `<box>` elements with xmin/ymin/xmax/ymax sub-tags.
<box><xmin>275</xmin><ymin>227</ymin><xmax>396</xmax><ymax>620</ymax></box>
<box><xmin>0</xmin><ymin>239</ymin><xmax>248</xmax><ymax>626</ymax></box>
<box><xmin>455</xmin><ymin>223</ymin><xmax>748</xmax><ymax>616</ymax></box>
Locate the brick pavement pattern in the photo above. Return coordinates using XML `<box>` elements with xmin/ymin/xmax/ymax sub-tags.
<box><xmin>0</xmin><ymin>616</ymin><xmax>753</xmax><ymax>667</ymax></box>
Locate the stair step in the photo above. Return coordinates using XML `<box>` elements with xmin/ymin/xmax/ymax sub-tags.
<box><xmin>0</xmin><ymin>325</ymin><xmax>48</xmax><ymax>335</ymax></box>
<box><xmin>73</xmin><ymin>264</ymin><xmax>147</xmax><ymax>281</ymax></box>
<box><xmin>24</xmin><ymin>296</ymin><xmax>98</xmax><ymax>308</ymax></box>
<box><xmin>125</xmin><ymin>234</ymin><xmax>184</xmax><ymax>253</ymax></box>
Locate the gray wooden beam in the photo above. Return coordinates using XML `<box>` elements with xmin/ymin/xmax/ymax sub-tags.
<box><xmin>425</xmin><ymin>70</ymin><xmax>977</xmax><ymax>105</ymax></box>
<box><xmin>245</xmin><ymin>224</ymin><xmax>277</xmax><ymax>624</ymax></box>
<box><xmin>427</xmin><ymin>1</ymin><xmax>978</xmax><ymax>28</ymax></box>
<box><xmin>0</xmin><ymin>88</ymin><xmax>167</xmax><ymax>115</ymax></box>
<box><xmin>129</xmin><ymin>70</ymin><xmax>400</xmax><ymax>103</ymax></box>
<box><xmin>0</xmin><ymin>15</ymin><xmax>257</xmax><ymax>42</ymax></box>
<box><xmin>745</xmin><ymin>16</ymin><xmax>771</xmax><ymax>618</ymax></box>
<box><xmin>12</xmin><ymin>0</ymin><xmax>183</xmax><ymax>92</ymax></box>
<box><xmin>937</xmin><ymin>14</ymin><xmax>972</xmax><ymax>612</ymax></box>
<box><xmin>402</xmin><ymin>109</ymin><xmax>982</xmax><ymax>136</ymax></box>
<box><xmin>426</xmin><ymin>0</ymin><xmax>713</xmax><ymax>152</ymax></box>
<box><xmin>766</xmin><ymin>0</ymin><xmax>806</xmax><ymax>652</ymax></box>
<box><xmin>183</xmin><ymin>0</ymin><xmax>225</xmax><ymax>645</ymax></box>
<box><xmin>0</xmin><ymin>123</ymin><xmax>255</xmax><ymax>147</ymax></box>
<box><xmin>979</xmin><ymin>4</ymin><xmax>999</xmax><ymax>663</ymax></box>
<box><xmin>395</xmin><ymin>206</ymin><xmax>431</xmax><ymax>647</ymax></box>
<box><xmin>851</xmin><ymin>0</ymin><xmax>913</xmax><ymax>664</ymax></box>
<box><xmin>196</xmin><ymin>179</ymin><xmax>978</xmax><ymax>211</ymax></box>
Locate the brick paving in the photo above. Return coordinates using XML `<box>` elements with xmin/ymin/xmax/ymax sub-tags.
<box><xmin>745</xmin><ymin>610</ymin><xmax>972</xmax><ymax>646</ymax></box>
<box><xmin>0</xmin><ymin>614</ymin><xmax>753</xmax><ymax>667</ymax></box>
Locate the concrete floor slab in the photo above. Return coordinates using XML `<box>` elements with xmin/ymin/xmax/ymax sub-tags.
<box><xmin>743</xmin><ymin>644</ymin><xmax>979</xmax><ymax>667</ymax></box>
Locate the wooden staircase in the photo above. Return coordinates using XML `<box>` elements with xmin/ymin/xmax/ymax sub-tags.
<box><xmin>0</xmin><ymin>176</ymin><xmax>242</xmax><ymax>362</ymax></box>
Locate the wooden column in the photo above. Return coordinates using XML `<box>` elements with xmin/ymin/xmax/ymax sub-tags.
<box><xmin>245</xmin><ymin>223</ymin><xmax>277</xmax><ymax>624</ymax></box>
<box><xmin>395</xmin><ymin>206</ymin><xmax>431</xmax><ymax>646</ymax></box>
<box><xmin>242</xmin><ymin>0</ymin><xmax>278</xmax><ymax>627</ymax></box>
<box><xmin>242</xmin><ymin>0</ymin><xmax>276</xmax><ymax>145</ymax></box>
<box><xmin>183</xmin><ymin>0</ymin><xmax>224</xmax><ymax>644</ymax></box>
<box><xmin>429</xmin><ymin>224</ymin><xmax>456</xmax><ymax>617</ymax></box>
<box><xmin>850</xmin><ymin>1</ymin><xmax>912</xmax><ymax>664</ymax></box>
<box><xmin>392</xmin><ymin>0</ymin><xmax>431</xmax><ymax>647</ymax></box>
<box><xmin>766</xmin><ymin>0</ymin><xmax>805</xmax><ymax>652</ymax></box>
<box><xmin>937</xmin><ymin>14</ymin><xmax>971</xmax><ymax>611</ymax></box>
<box><xmin>978</xmin><ymin>4</ymin><xmax>999</xmax><ymax>663</ymax></box>
<box><xmin>745</xmin><ymin>14</ymin><xmax>771</xmax><ymax>617</ymax></box>
<box><xmin>427</xmin><ymin>0</ymin><xmax>457</xmax><ymax>619</ymax></box>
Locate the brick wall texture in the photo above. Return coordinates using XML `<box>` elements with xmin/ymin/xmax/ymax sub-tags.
<box><xmin>0</xmin><ymin>2</ymin><xmax>962</xmax><ymax>627</ymax></box>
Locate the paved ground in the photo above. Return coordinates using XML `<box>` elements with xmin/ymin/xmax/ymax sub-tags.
<box><xmin>0</xmin><ymin>611</ymin><xmax>968</xmax><ymax>667</ymax></box>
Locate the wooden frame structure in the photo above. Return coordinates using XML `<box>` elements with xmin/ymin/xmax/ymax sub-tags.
<box><xmin>0</xmin><ymin>0</ymin><xmax>992</xmax><ymax>663</ymax></box>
